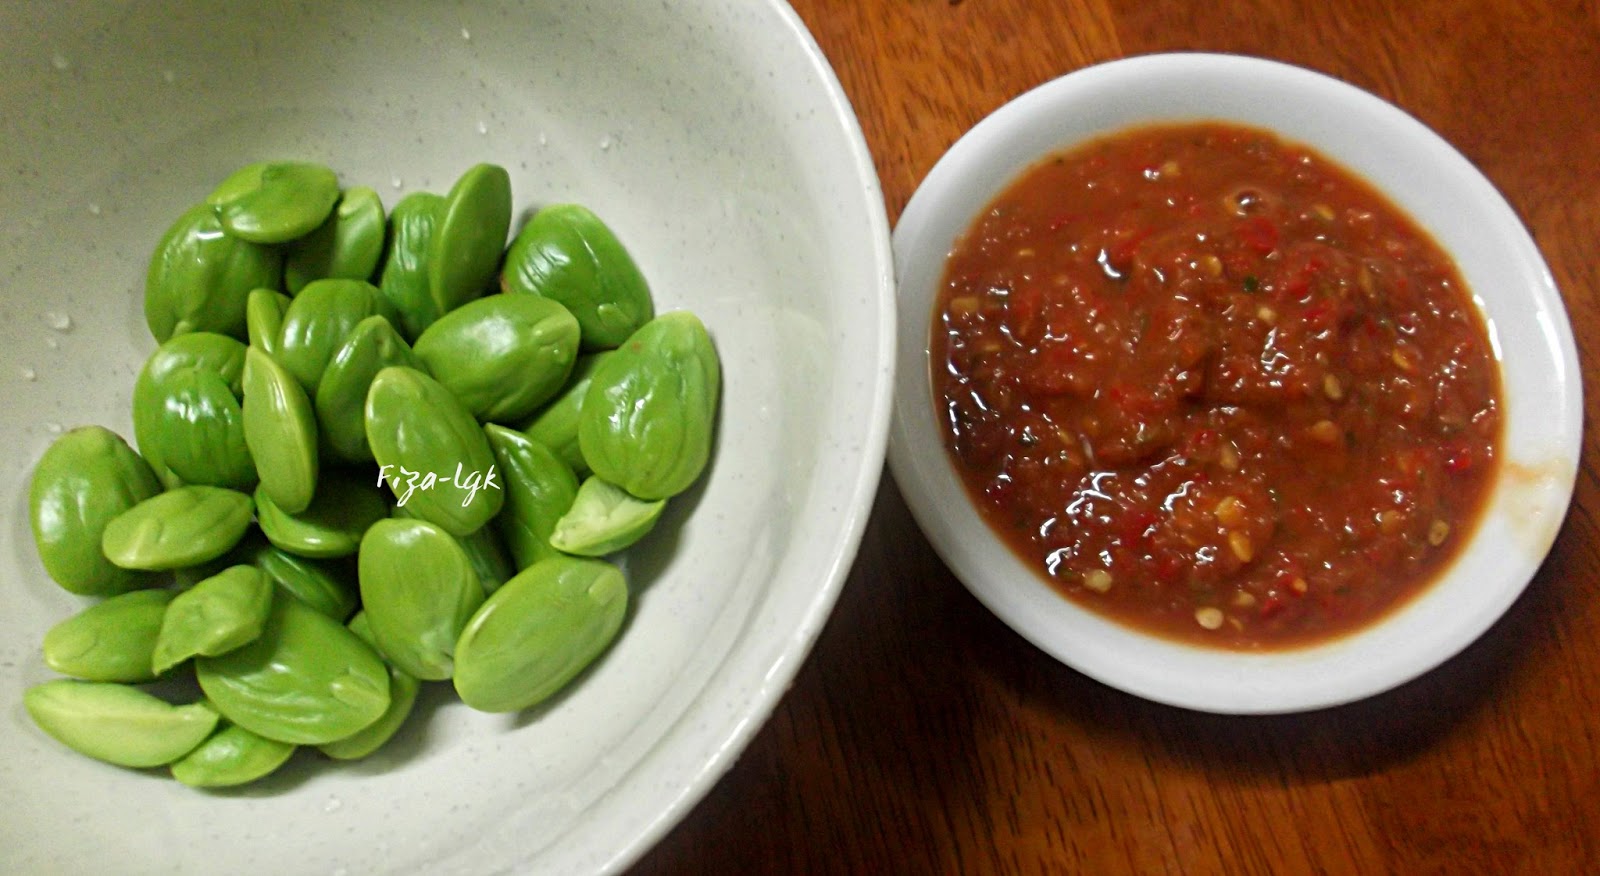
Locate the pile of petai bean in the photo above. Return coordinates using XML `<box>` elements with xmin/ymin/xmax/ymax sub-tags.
<box><xmin>24</xmin><ymin>160</ymin><xmax>719</xmax><ymax>788</ymax></box>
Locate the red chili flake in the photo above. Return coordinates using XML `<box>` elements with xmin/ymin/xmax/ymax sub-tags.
<box><xmin>1259</xmin><ymin>596</ymin><xmax>1286</xmax><ymax>619</ymax></box>
<box><xmin>1445</xmin><ymin>444</ymin><xmax>1474</xmax><ymax>473</ymax></box>
<box><xmin>1302</xmin><ymin>300</ymin><xmax>1337</xmax><ymax>327</ymax></box>
<box><xmin>1236</xmin><ymin>216</ymin><xmax>1280</xmax><ymax>255</ymax></box>
<box><xmin>1106</xmin><ymin>231</ymin><xmax>1150</xmax><ymax>270</ymax></box>
<box><xmin>1120</xmin><ymin>510</ymin><xmax>1159</xmax><ymax>543</ymax></box>
<box><xmin>1155</xmin><ymin>554</ymin><xmax>1182</xmax><ymax>583</ymax></box>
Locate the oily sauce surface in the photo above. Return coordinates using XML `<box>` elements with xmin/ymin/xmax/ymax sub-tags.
<box><xmin>933</xmin><ymin>123</ymin><xmax>1501</xmax><ymax>649</ymax></box>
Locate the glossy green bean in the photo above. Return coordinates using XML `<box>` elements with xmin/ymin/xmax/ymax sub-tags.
<box><xmin>151</xmin><ymin>565</ymin><xmax>274</xmax><ymax>674</ymax></box>
<box><xmin>413</xmin><ymin>293</ymin><xmax>579</xmax><ymax>424</ymax></box>
<box><xmin>207</xmin><ymin>160</ymin><xmax>340</xmax><ymax>244</ymax></box>
<box><xmin>100</xmin><ymin>486</ymin><xmax>255</xmax><ymax>571</ymax></box>
<box><xmin>484</xmin><ymin>424</ymin><xmax>577</xmax><ymax>570</ymax></box>
<box><xmin>284</xmin><ymin>185</ymin><xmax>386</xmax><ymax>293</ymax></box>
<box><xmin>501</xmin><ymin>203</ymin><xmax>654</xmax><ymax>350</ymax></box>
<box><xmin>196</xmin><ymin>596</ymin><xmax>389</xmax><ymax>745</ymax></box>
<box><xmin>29</xmin><ymin>426</ymin><xmax>162</xmax><ymax>595</ymax></box>
<box><xmin>145</xmin><ymin>202</ymin><xmax>281</xmax><ymax>343</ymax></box>
<box><xmin>24</xmin><ymin>680</ymin><xmax>218</xmax><ymax>768</ymax></box>
<box><xmin>452</xmin><ymin>555</ymin><xmax>627</xmax><ymax>713</ymax></box>
<box><xmin>42</xmin><ymin>589</ymin><xmax>175</xmax><ymax>682</ymax></box>
<box><xmin>366</xmin><ymin>366</ymin><xmax>503</xmax><ymax>536</ymax></box>
<box><xmin>242</xmin><ymin>347</ymin><xmax>319</xmax><ymax>515</ymax></box>
<box><xmin>358</xmin><ymin>518</ymin><xmax>484</xmax><ymax>680</ymax></box>
<box><xmin>578</xmin><ymin>311</ymin><xmax>720</xmax><ymax>500</ymax></box>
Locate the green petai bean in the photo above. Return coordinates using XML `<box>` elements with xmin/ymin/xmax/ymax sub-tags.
<box><xmin>452</xmin><ymin>555</ymin><xmax>627</xmax><ymax>713</ymax></box>
<box><xmin>366</xmin><ymin>366</ymin><xmax>503</xmax><ymax>536</ymax></box>
<box><xmin>207</xmin><ymin>160</ymin><xmax>340</xmax><ymax>244</ymax></box>
<box><xmin>377</xmin><ymin>191</ymin><xmax>446</xmax><ymax>340</ymax></box>
<box><xmin>548</xmin><ymin>475</ymin><xmax>664</xmax><ymax>557</ymax></box>
<box><xmin>151</xmin><ymin>565</ymin><xmax>274</xmax><ymax>675</ymax></box>
<box><xmin>24</xmin><ymin>680</ymin><xmax>218</xmax><ymax>768</ymax></box>
<box><xmin>170</xmin><ymin>722</ymin><xmax>297</xmax><ymax>788</ymax></box>
<box><xmin>413</xmin><ymin>293</ymin><xmax>579</xmax><ymax>424</ymax></box>
<box><xmin>254</xmin><ymin>470</ymin><xmax>387</xmax><ymax>559</ymax></box>
<box><xmin>520</xmin><ymin>351</ymin><xmax>616</xmax><ymax>476</ymax></box>
<box><xmin>245</xmin><ymin>288</ymin><xmax>292</xmax><ymax>356</ymax></box>
<box><xmin>242</xmin><ymin>347</ymin><xmax>319</xmax><ymax>515</ymax></box>
<box><xmin>196</xmin><ymin>596</ymin><xmax>389</xmax><ymax>746</ymax></box>
<box><xmin>484</xmin><ymin>424</ymin><xmax>577</xmax><ymax>570</ymax></box>
<box><xmin>131</xmin><ymin>332</ymin><xmax>256</xmax><ymax>490</ymax></box>
<box><xmin>578</xmin><ymin>311</ymin><xmax>720</xmax><ymax>500</ymax></box>
<box><xmin>315</xmin><ymin>314</ymin><xmax>423</xmax><ymax>464</ymax></box>
<box><xmin>427</xmin><ymin>163</ymin><xmax>510</xmax><ymax>316</ymax></box>
<box><xmin>284</xmin><ymin>185</ymin><xmax>386</xmax><ymax>293</ymax></box>
<box><xmin>42</xmin><ymin>589</ymin><xmax>175</xmax><ymax>682</ymax></box>
<box><xmin>145</xmin><ymin>202</ymin><xmax>281</xmax><ymax>343</ymax></box>
<box><xmin>274</xmin><ymin>277</ymin><xmax>400</xmax><ymax>396</ymax></box>
<box><xmin>248</xmin><ymin>544</ymin><xmax>358</xmax><ymax>621</ymax></box>
<box><xmin>501</xmin><ymin>203</ymin><xmax>654</xmax><ymax>350</ymax></box>
<box><xmin>29</xmin><ymin>425</ymin><xmax>163</xmax><ymax>595</ymax></box>
<box><xmin>100</xmin><ymin>486</ymin><xmax>255</xmax><ymax>571</ymax></box>
<box><xmin>357</xmin><ymin>518</ymin><xmax>484</xmax><ymax>680</ymax></box>
<box><xmin>318</xmin><ymin>612</ymin><xmax>420</xmax><ymax>761</ymax></box>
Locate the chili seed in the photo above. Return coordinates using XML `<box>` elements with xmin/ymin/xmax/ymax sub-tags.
<box><xmin>1214</xmin><ymin>496</ymin><xmax>1246</xmax><ymax>528</ymax></box>
<box><xmin>948</xmin><ymin>296</ymin><xmax>979</xmax><ymax>318</ymax></box>
<box><xmin>1428</xmin><ymin>520</ymin><xmax>1451</xmax><ymax>546</ymax></box>
<box><xmin>1160</xmin><ymin>160</ymin><xmax>1181</xmax><ymax>178</ymax></box>
<box><xmin>1391</xmin><ymin>348</ymin><xmax>1415</xmax><ymax>371</ymax></box>
<box><xmin>1218</xmin><ymin>442</ymin><xmax>1241</xmax><ymax>472</ymax></box>
<box><xmin>1313</xmin><ymin>203</ymin><xmax>1336</xmax><ymax>221</ymax></box>
<box><xmin>1016</xmin><ymin>247</ymin><xmax>1035</xmax><ymax>258</ymax></box>
<box><xmin>1378</xmin><ymin>509</ymin><xmax>1405</xmax><ymax>536</ymax></box>
<box><xmin>1358</xmin><ymin>263</ymin><xmax>1377</xmax><ymax>296</ymax></box>
<box><xmin>1202</xmin><ymin>255</ymin><xmax>1223</xmax><ymax>278</ymax></box>
<box><xmin>1231</xmin><ymin>591</ymin><xmax>1257</xmax><ymax>608</ymax></box>
<box><xmin>1290</xmin><ymin>577</ymin><xmax>1309</xmax><ymax>595</ymax></box>
<box><xmin>1082</xmin><ymin>569</ymin><xmax>1113</xmax><ymax>593</ymax></box>
<box><xmin>1195</xmin><ymin>607</ymin><xmax>1225</xmax><ymax>630</ymax></box>
<box><xmin>1228</xmin><ymin>531</ymin><xmax>1254</xmax><ymax>562</ymax></box>
<box><xmin>1256</xmin><ymin>305</ymin><xmax>1277</xmax><ymax>324</ymax></box>
<box><xmin>1323</xmin><ymin>374</ymin><xmax>1344</xmax><ymax>401</ymax></box>
<box><xmin>1308</xmin><ymin>420</ymin><xmax>1340</xmax><ymax>443</ymax></box>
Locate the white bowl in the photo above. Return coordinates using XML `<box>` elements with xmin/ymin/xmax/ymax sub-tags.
<box><xmin>889</xmin><ymin>53</ymin><xmax>1581</xmax><ymax>715</ymax></box>
<box><xmin>0</xmin><ymin>2</ymin><xmax>893</xmax><ymax>873</ymax></box>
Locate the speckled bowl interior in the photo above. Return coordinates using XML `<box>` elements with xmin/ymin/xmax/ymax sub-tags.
<box><xmin>0</xmin><ymin>2</ymin><xmax>893</xmax><ymax>873</ymax></box>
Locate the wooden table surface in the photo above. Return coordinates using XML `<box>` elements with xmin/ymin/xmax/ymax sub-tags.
<box><xmin>635</xmin><ymin>1</ymin><xmax>1600</xmax><ymax>873</ymax></box>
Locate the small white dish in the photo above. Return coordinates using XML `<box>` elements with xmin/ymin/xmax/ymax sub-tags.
<box><xmin>0</xmin><ymin>1</ymin><xmax>893</xmax><ymax>873</ymax></box>
<box><xmin>888</xmin><ymin>53</ymin><xmax>1581</xmax><ymax>715</ymax></box>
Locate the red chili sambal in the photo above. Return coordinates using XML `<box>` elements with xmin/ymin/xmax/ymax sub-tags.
<box><xmin>932</xmin><ymin>122</ymin><xmax>1501</xmax><ymax>649</ymax></box>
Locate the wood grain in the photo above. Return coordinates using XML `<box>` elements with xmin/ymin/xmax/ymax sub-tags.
<box><xmin>632</xmin><ymin>1</ymin><xmax>1600</xmax><ymax>872</ymax></box>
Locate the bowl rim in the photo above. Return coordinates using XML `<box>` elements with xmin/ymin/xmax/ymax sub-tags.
<box><xmin>887</xmin><ymin>51</ymin><xmax>1583</xmax><ymax>715</ymax></box>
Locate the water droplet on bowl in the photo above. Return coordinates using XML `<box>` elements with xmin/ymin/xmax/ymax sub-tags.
<box><xmin>324</xmin><ymin>796</ymin><xmax>343</xmax><ymax>813</ymax></box>
<box><xmin>87</xmin><ymin>203</ymin><xmax>102</xmax><ymax>216</ymax></box>
<box><xmin>19</xmin><ymin>366</ymin><xmax>36</xmax><ymax>381</ymax></box>
<box><xmin>44</xmin><ymin>422</ymin><xmax>62</xmax><ymax>434</ymax></box>
<box><xmin>538</xmin><ymin>132</ymin><xmax>547</xmax><ymax>147</ymax></box>
<box><xmin>599</xmin><ymin>134</ymin><xmax>613</xmax><ymax>151</ymax></box>
<box><xmin>44</xmin><ymin>312</ymin><xmax>72</xmax><ymax>332</ymax></box>
<box><xmin>45</xmin><ymin>338</ymin><xmax>59</xmax><ymax>350</ymax></box>
<box><xmin>477</xmin><ymin>120</ymin><xmax>488</xmax><ymax>135</ymax></box>
<box><xmin>161</xmin><ymin>69</ymin><xmax>176</xmax><ymax>83</ymax></box>
<box><xmin>51</xmin><ymin>54</ymin><xmax>70</xmax><ymax>71</ymax></box>
<box><xmin>390</xmin><ymin>175</ymin><xmax>403</xmax><ymax>190</ymax></box>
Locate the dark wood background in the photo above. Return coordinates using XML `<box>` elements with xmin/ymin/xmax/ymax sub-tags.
<box><xmin>635</xmin><ymin>1</ymin><xmax>1600</xmax><ymax>872</ymax></box>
